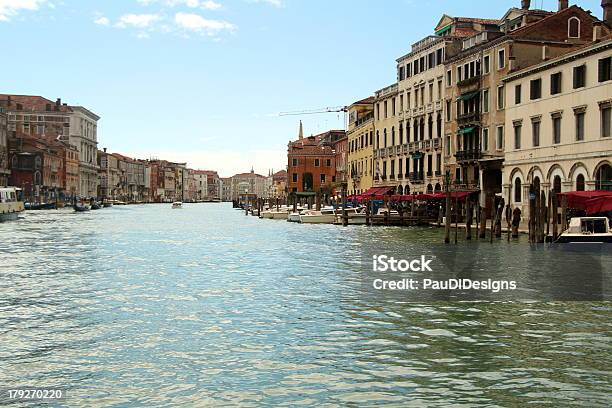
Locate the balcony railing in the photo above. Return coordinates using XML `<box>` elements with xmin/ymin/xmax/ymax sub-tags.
<box><xmin>409</xmin><ymin>172</ymin><xmax>424</xmax><ymax>183</ymax></box>
<box><xmin>402</xmin><ymin>144</ymin><xmax>409</xmax><ymax>154</ymax></box>
<box><xmin>433</xmin><ymin>138</ymin><xmax>441</xmax><ymax>149</ymax></box>
<box><xmin>457</xmin><ymin>75</ymin><xmax>481</xmax><ymax>88</ymax></box>
<box><xmin>455</xmin><ymin>149</ymin><xmax>482</xmax><ymax>162</ymax></box>
<box><xmin>423</xmin><ymin>140</ymin><xmax>431</xmax><ymax>151</ymax></box>
<box><xmin>457</xmin><ymin>111</ymin><xmax>481</xmax><ymax>125</ymax></box>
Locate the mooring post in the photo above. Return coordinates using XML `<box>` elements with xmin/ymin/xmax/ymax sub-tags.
<box><xmin>466</xmin><ymin>197</ymin><xmax>472</xmax><ymax>240</ymax></box>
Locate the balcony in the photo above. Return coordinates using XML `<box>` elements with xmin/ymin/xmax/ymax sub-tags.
<box><xmin>374</xmin><ymin>150</ymin><xmax>380</xmax><ymax>159</ymax></box>
<box><xmin>388</xmin><ymin>146</ymin><xmax>395</xmax><ymax>156</ymax></box>
<box><xmin>389</xmin><ymin>175</ymin><xmax>396</xmax><ymax>181</ymax></box>
<box><xmin>457</xmin><ymin>75</ymin><xmax>481</xmax><ymax>90</ymax></box>
<box><xmin>402</xmin><ymin>144</ymin><xmax>409</xmax><ymax>154</ymax></box>
<box><xmin>423</xmin><ymin>140</ymin><xmax>432</xmax><ymax>151</ymax></box>
<box><xmin>433</xmin><ymin>138</ymin><xmax>441</xmax><ymax>150</ymax></box>
<box><xmin>455</xmin><ymin>149</ymin><xmax>482</xmax><ymax>162</ymax></box>
<box><xmin>426</xmin><ymin>103</ymin><xmax>434</xmax><ymax>113</ymax></box>
<box><xmin>435</xmin><ymin>170</ymin><xmax>442</xmax><ymax>177</ymax></box>
<box><xmin>409</xmin><ymin>172</ymin><xmax>424</xmax><ymax>183</ymax></box>
<box><xmin>434</xmin><ymin>100</ymin><xmax>443</xmax><ymax>111</ymax></box>
<box><xmin>457</xmin><ymin>111</ymin><xmax>481</xmax><ymax>125</ymax></box>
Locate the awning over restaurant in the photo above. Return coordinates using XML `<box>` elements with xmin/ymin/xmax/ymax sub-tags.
<box><xmin>457</xmin><ymin>91</ymin><xmax>479</xmax><ymax>101</ymax></box>
<box><xmin>359</xmin><ymin>186</ymin><xmax>394</xmax><ymax>198</ymax></box>
<box><xmin>557</xmin><ymin>191</ymin><xmax>612</xmax><ymax>214</ymax></box>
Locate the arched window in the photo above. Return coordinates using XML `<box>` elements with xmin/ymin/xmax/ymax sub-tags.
<box><xmin>427</xmin><ymin>184</ymin><xmax>433</xmax><ymax>193</ymax></box>
<box><xmin>568</xmin><ymin>17</ymin><xmax>580</xmax><ymax>39</ymax></box>
<box><xmin>391</xmin><ymin>127</ymin><xmax>395</xmax><ymax>146</ymax></box>
<box><xmin>11</xmin><ymin>155</ymin><xmax>18</xmax><ymax>169</ymax></box>
<box><xmin>35</xmin><ymin>156</ymin><xmax>42</xmax><ymax>169</ymax></box>
<box><xmin>376</xmin><ymin>131</ymin><xmax>380</xmax><ymax>149</ymax></box>
<box><xmin>596</xmin><ymin>164</ymin><xmax>612</xmax><ymax>191</ymax></box>
<box><xmin>397</xmin><ymin>185</ymin><xmax>404</xmax><ymax>195</ymax></box>
<box><xmin>553</xmin><ymin>175</ymin><xmax>562</xmax><ymax>193</ymax></box>
<box><xmin>383</xmin><ymin>128</ymin><xmax>387</xmax><ymax>148</ymax></box>
<box><xmin>436</xmin><ymin>114</ymin><xmax>442</xmax><ymax>139</ymax></box>
<box><xmin>405</xmin><ymin>185</ymin><xmax>411</xmax><ymax>195</ymax></box>
<box><xmin>434</xmin><ymin>183</ymin><xmax>442</xmax><ymax>192</ymax></box>
<box><xmin>399</xmin><ymin>124</ymin><xmax>403</xmax><ymax>145</ymax></box>
<box><xmin>576</xmin><ymin>174</ymin><xmax>585</xmax><ymax>191</ymax></box>
<box><xmin>514</xmin><ymin>178</ymin><xmax>522</xmax><ymax>203</ymax></box>
<box><xmin>533</xmin><ymin>176</ymin><xmax>540</xmax><ymax>194</ymax></box>
<box><xmin>406</xmin><ymin>122</ymin><xmax>411</xmax><ymax>143</ymax></box>
<box><xmin>428</xmin><ymin>115</ymin><xmax>433</xmax><ymax>139</ymax></box>
<box><xmin>34</xmin><ymin>171</ymin><xmax>42</xmax><ymax>186</ymax></box>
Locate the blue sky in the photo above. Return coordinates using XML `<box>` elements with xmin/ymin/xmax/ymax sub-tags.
<box><xmin>0</xmin><ymin>0</ymin><xmax>604</xmax><ymax>176</ymax></box>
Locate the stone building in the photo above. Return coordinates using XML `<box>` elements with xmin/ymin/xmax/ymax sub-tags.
<box><xmin>503</xmin><ymin>37</ymin><xmax>612</xmax><ymax>221</ymax></box>
<box><xmin>69</xmin><ymin>106</ymin><xmax>100</xmax><ymax>198</ymax></box>
<box><xmin>230</xmin><ymin>169</ymin><xmax>268</xmax><ymax>200</ymax></box>
<box><xmin>346</xmin><ymin>97</ymin><xmax>375</xmax><ymax>196</ymax></box>
<box><xmin>372</xmin><ymin>83</ymin><xmax>399</xmax><ymax>191</ymax></box>
<box><xmin>444</xmin><ymin>1</ymin><xmax>601</xmax><ymax>213</ymax></box>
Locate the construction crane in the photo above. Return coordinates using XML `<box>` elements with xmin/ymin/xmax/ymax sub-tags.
<box><xmin>278</xmin><ymin>106</ymin><xmax>348</xmax><ymax>116</ymax></box>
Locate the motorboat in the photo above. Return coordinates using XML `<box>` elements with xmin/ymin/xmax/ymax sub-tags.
<box><xmin>25</xmin><ymin>202</ymin><xmax>56</xmax><ymax>210</ymax></box>
<box><xmin>299</xmin><ymin>207</ymin><xmax>337</xmax><ymax>224</ymax></box>
<box><xmin>90</xmin><ymin>202</ymin><xmax>102</xmax><ymax>210</ymax></box>
<box><xmin>556</xmin><ymin>217</ymin><xmax>612</xmax><ymax>244</ymax></box>
<box><xmin>261</xmin><ymin>206</ymin><xmax>292</xmax><ymax>220</ymax></box>
<box><xmin>376</xmin><ymin>207</ymin><xmax>399</xmax><ymax>216</ymax></box>
<box><xmin>74</xmin><ymin>203</ymin><xmax>90</xmax><ymax>212</ymax></box>
<box><xmin>0</xmin><ymin>187</ymin><xmax>25</xmax><ymax>222</ymax></box>
<box><xmin>172</xmin><ymin>202</ymin><xmax>183</xmax><ymax>209</ymax></box>
<box><xmin>103</xmin><ymin>201</ymin><xmax>113</xmax><ymax>208</ymax></box>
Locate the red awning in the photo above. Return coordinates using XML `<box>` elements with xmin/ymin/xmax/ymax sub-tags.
<box><xmin>429</xmin><ymin>191</ymin><xmax>472</xmax><ymax>200</ymax></box>
<box><xmin>359</xmin><ymin>186</ymin><xmax>394</xmax><ymax>198</ymax></box>
<box><xmin>585</xmin><ymin>196</ymin><xmax>612</xmax><ymax>215</ymax></box>
<box><xmin>557</xmin><ymin>191</ymin><xmax>612</xmax><ymax>210</ymax></box>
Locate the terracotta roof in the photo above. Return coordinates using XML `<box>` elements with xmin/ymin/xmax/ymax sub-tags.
<box><xmin>0</xmin><ymin>94</ymin><xmax>73</xmax><ymax>113</ymax></box>
<box><xmin>456</xmin><ymin>17</ymin><xmax>500</xmax><ymax>25</ymax></box>
<box><xmin>352</xmin><ymin>96</ymin><xmax>375</xmax><ymax>105</ymax></box>
<box><xmin>232</xmin><ymin>172</ymin><xmax>266</xmax><ymax>178</ymax></box>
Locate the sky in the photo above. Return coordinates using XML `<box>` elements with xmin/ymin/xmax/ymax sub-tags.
<box><xmin>0</xmin><ymin>0</ymin><xmax>605</xmax><ymax>177</ymax></box>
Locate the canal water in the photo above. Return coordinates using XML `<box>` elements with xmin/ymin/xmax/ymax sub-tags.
<box><xmin>1</xmin><ymin>204</ymin><xmax>611</xmax><ymax>407</ymax></box>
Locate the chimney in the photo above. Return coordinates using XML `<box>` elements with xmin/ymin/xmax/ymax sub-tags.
<box><xmin>521</xmin><ymin>0</ymin><xmax>530</xmax><ymax>10</ymax></box>
<box><xmin>56</xmin><ymin>98</ymin><xmax>61</xmax><ymax>106</ymax></box>
<box><xmin>593</xmin><ymin>21</ymin><xmax>604</xmax><ymax>41</ymax></box>
<box><xmin>103</xmin><ymin>147</ymin><xmax>107</xmax><ymax>153</ymax></box>
<box><xmin>7</xmin><ymin>95</ymin><xmax>11</xmax><ymax>106</ymax></box>
<box><xmin>604</xmin><ymin>0</ymin><xmax>612</xmax><ymax>26</ymax></box>
<box><xmin>559</xmin><ymin>0</ymin><xmax>568</xmax><ymax>10</ymax></box>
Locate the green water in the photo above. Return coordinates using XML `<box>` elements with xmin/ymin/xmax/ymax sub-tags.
<box><xmin>0</xmin><ymin>204</ymin><xmax>610</xmax><ymax>407</ymax></box>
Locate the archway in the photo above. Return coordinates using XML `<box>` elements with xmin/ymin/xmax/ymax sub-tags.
<box><xmin>533</xmin><ymin>176</ymin><xmax>540</xmax><ymax>195</ymax></box>
<box><xmin>596</xmin><ymin>164</ymin><xmax>612</xmax><ymax>191</ymax></box>
<box><xmin>302</xmin><ymin>173</ymin><xmax>313</xmax><ymax>191</ymax></box>
<box><xmin>514</xmin><ymin>177</ymin><xmax>522</xmax><ymax>203</ymax></box>
<box><xmin>397</xmin><ymin>185</ymin><xmax>404</xmax><ymax>195</ymax></box>
<box><xmin>426</xmin><ymin>184</ymin><xmax>433</xmax><ymax>193</ymax></box>
<box><xmin>434</xmin><ymin>183</ymin><xmax>442</xmax><ymax>192</ymax></box>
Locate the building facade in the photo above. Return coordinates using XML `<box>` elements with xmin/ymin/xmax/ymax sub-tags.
<box><xmin>346</xmin><ymin>97</ymin><xmax>375</xmax><ymax>196</ymax></box>
<box><xmin>503</xmin><ymin>37</ymin><xmax>612</xmax><ymax>221</ymax></box>
<box><xmin>444</xmin><ymin>2</ymin><xmax>600</xmax><ymax>212</ymax></box>
<box><xmin>67</xmin><ymin>106</ymin><xmax>100</xmax><ymax>198</ymax></box>
<box><xmin>287</xmin><ymin>127</ymin><xmax>344</xmax><ymax>194</ymax></box>
<box><xmin>230</xmin><ymin>169</ymin><xmax>268</xmax><ymax>200</ymax></box>
<box><xmin>0</xmin><ymin>107</ymin><xmax>9</xmax><ymax>186</ymax></box>
<box><xmin>372</xmin><ymin>83</ymin><xmax>399</xmax><ymax>191</ymax></box>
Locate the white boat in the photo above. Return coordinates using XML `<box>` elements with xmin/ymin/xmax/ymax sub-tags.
<box><xmin>299</xmin><ymin>207</ymin><xmax>337</xmax><ymax>224</ymax></box>
<box><xmin>0</xmin><ymin>187</ymin><xmax>25</xmax><ymax>222</ymax></box>
<box><xmin>261</xmin><ymin>206</ymin><xmax>291</xmax><ymax>219</ymax></box>
<box><xmin>376</xmin><ymin>207</ymin><xmax>399</xmax><ymax>216</ymax></box>
<box><xmin>556</xmin><ymin>217</ymin><xmax>612</xmax><ymax>244</ymax></box>
<box><xmin>172</xmin><ymin>202</ymin><xmax>183</xmax><ymax>209</ymax></box>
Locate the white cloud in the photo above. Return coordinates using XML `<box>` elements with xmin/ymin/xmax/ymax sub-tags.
<box><xmin>94</xmin><ymin>16</ymin><xmax>110</xmax><ymax>26</ymax></box>
<box><xmin>247</xmin><ymin>0</ymin><xmax>282</xmax><ymax>7</ymax></box>
<box><xmin>0</xmin><ymin>0</ymin><xmax>48</xmax><ymax>22</ymax></box>
<box><xmin>116</xmin><ymin>13</ymin><xmax>161</xmax><ymax>28</ymax></box>
<box><xmin>140</xmin><ymin>0</ymin><xmax>222</xmax><ymax>10</ymax></box>
<box><xmin>174</xmin><ymin>12</ymin><xmax>235</xmax><ymax>35</ymax></box>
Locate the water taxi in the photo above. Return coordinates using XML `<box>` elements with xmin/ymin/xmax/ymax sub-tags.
<box><xmin>0</xmin><ymin>187</ymin><xmax>25</xmax><ymax>222</ymax></box>
<box><xmin>556</xmin><ymin>217</ymin><xmax>612</xmax><ymax>244</ymax></box>
<box><xmin>299</xmin><ymin>207</ymin><xmax>337</xmax><ymax>224</ymax></box>
<box><xmin>172</xmin><ymin>202</ymin><xmax>183</xmax><ymax>209</ymax></box>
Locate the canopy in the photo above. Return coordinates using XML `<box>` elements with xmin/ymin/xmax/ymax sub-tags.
<box><xmin>557</xmin><ymin>191</ymin><xmax>612</xmax><ymax>211</ymax></box>
<box><xmin>458</xmin><ymin>126</ymin><xmax>476</xmax><ymax>134</ymax></box>
<box><xmin>585</xmin><ymin>196</ymin><xmax>612</xmax><ymax>215</ymax></box>
<box><xmin>359</xmin><ymin>186</ymin><xmax>394</xmax><ymax>198</ymax></box>
<box><xmin>457</xmin><ymin>91</ymin><xmax>479</xmax><ymax>101</ymax></box>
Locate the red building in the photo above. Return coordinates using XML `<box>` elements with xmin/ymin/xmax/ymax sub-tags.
<box><xmin>287</xmin><ymin>123</ymin><xmax>346</xmax><ymax>193</ymax></box>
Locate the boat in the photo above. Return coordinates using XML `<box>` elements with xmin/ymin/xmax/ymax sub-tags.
<box><xmin>90</xmin><ymin>202</ymin><xmax>102</xmax><ymax>210</ymax></box>
<box><xmin>556</xmin><ymin>217</ymin><xmax>612</xmax><ymax>244</ymax></box>
<box><xmin>103</xmin><ymin>201</ymin><xmax>113</xmax><ymax>208</ymax></box>
<box><xmin>74</xmin><ymin>203</ymin><xmax>90</xmax><ymax>212</ymax></box>
<box><xmin>376</xmin><ymin>207</ymin><xmax>399</xmax><ymax>216</ymax></box>
<box><xmin>299</xmin><ymin>207</ymin><xmax>337</xmax><ymax>224</ymax></box>
<box><xmin>24</xmin><ymin>202</ymin><xmax>57</xmax><ymax>210</ymax></box>
<box><xmin>0</xmin><ymin>187</ymin><xmax>25</xmax><ymax>222</ymax></box>
<box><xmin>261</xmin><ymin>206</ymin><xmax>292</xmax><ymax>219</ymax></box>
<box><xmin>172</xmin><ymin>202</ymin><xmax>183</xmax><ymax>209</ymax></box>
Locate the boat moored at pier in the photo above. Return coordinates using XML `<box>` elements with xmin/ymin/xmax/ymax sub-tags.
<box><xmin>556</xmin><ymin>217</ymin><xmax>612</xmax><ymax>244</ymax></box>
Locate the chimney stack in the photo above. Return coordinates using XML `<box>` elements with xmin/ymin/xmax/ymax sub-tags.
<box><xmin>559</xmin><ymin>0</ymin><xmax>569</xmax><ymax>11</ymax></box>
<box><xmin>603</xmin><ymin>0</ymin><xmax>612</xmax><ymax>26</ymax></box>
<box><xmin>521</xmin><ymin>0</ymin><xmax>531</xmax><ymax>10</ymax></box>
<box><xmin>56</xmin><ymin>98</ymin><xmax>61</xmax><ymax>106</ymax></box>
